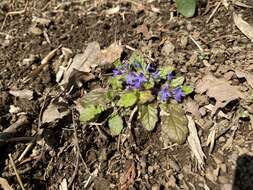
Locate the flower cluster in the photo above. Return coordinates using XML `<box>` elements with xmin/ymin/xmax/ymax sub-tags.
<box><xmin>110</xmin><ymin>55</ymin><xmax>191</xmax><ymax>103</ymax></box>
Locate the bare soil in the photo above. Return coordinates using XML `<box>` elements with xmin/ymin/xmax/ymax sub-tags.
<box><xmin>1</xmin><ymin>0</ymin><xmax>253</xmax><ymax>190</ymax></box>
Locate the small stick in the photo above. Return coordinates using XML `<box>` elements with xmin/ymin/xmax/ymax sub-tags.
<box><xmin>8</xmin><ymin>154</ymin><xmax>26</xmax><ymax>190</ymax></box>
<box><xmin>189</xmin><ymin>35</ymin><xmax>204</xmax><ymax>52</ymax></box>
<box><xmin>68</xmin><ymin>111</ymin><xmax>81</xmax><ymax>188</ymax></box>
<box><xmin>24</xmin><ymin>45</ymin><xmax>62</xmax><ymax>82</ymax></box>
<box><xmin>1</xmin><ymin>1</ymin><xmax>28</xmax><ymax>30</ymax></box>
<box><xmin>206</xmin><ymin>2</ymin><xmax>221</xmax><ymax>24</ymax></box>
<box><xmin>127</xmin><ymin>106</ymin><xmax>138</xmax><ymax>129</ymax></box>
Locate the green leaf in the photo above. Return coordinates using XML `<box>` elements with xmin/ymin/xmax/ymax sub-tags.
<box><xmin>139</xmin><ymin>104</ymin><xmax>158</xmax><ymax>131</ymax></box>
<box><xmin>129</xmin><ymin>52</ymin><xmax>147</xmax><ymax>70</ymax></box>
<box><xmin>176</xmin><ymin>0</ymin><xmax>197</xmax><ymax>18</ymax></box>
<box><xmin>143</xmin><ymin>78</ymin><xmax>155</xmax><ymax>90</ymax></box>
<box><xmin>159</xmin><ymin>66</ymin><xmax>175</xmax><ymax>79</ymax></box>
<box><xmin>160</xmin><ymin>103</ymin><xmax>188</xmax><ymax>144</ymax></box>
<box><xmin>110</xmin><ymin>76</ymin><xmax>123</xmax><ymax>90</ymax></box>
<box><xmin>113</xmin><ymin>58</ymin><xmax>122</xmax><ymax>67</ymax></box>
<box><xmin>139</xmin><ymin>90</ymin><xmax>154</xmax><ymax>104</ymax></box>
<box><xmin>171</xmin><ymin>76</ymin><xmax>185</xmax><ymax>87</ymax></box>
<box><xmin>81</xmin><ymin>88</ymin><xmax>109</xmax><ymax>107</ymax></box>
<box><xmin>108</xmin><ymin>115</ymin><xmax>124</xmax><ymax>136</ymax></box>
<box><xmin>181</xmin><ymin>85</ymin><xmax>193</xmax><ymax>95</ymax></box>
<box><xmin>79</xmin><ymin>104</ymin><xmax>104</xmax><ymax>123</ymax></box>
<box><xmin>117</xmin><ymin>91</ymin><xmax>138</xmax><ymax>108</ymax></box>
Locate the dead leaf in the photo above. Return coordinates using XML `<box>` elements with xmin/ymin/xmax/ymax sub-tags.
<box><xmin>98</xmin><ymin>42</ymin><xmax>123</xmax><ymax>65</ymax></box>
<box><xmin>196</xmin><ymin>74</ymin><xmax>245</xmax><ymax>114</ymax></box>
<box><xmin>9</xmin><ymin>89</ymin><xmax>33</xmax><ymax>100</ymax></box>
<box><xmin>61</xmin><ymin>42</ymin><xmax>122</xmax><ymax>86</ymax></box>
<box><xmin>105</xmin><ymin>5</ymin><xmax>120</xmax><ymax>15</ymax></box>
<box><xmin>59</xmin><ymin>178</ymin><xmax>68</xmax><ymax>190</ymax></box>
<box><xmin>135</xmin><ymin>24</ymin><xmax>151</xmax><ymax>39</ymax></box>
<box><xmin>42</xmin><ymin>101</ymin><xmax>69</xmax><ymax>123</ymax></box>
<box><xmin>235</xmin><ymin>69</ymin><xmax>253</xmax><ymax>88</ymax></box>
<box><xmin>185</xmin><ymin>100</ymin><xmax>201</xmax><ymax>119</ymax></box>
<box><xmin>0</xmin><ymin>177</ymin><xmax>13</xmax><ymax>190</ymax></box>
<box><xmin>233</xmin><ymin>13</ymin><xmax>253</xmax><ymax>41</ymax></box>
<box><xmin>120</xmin><ymin>162</ymin><xmax>136</xmax><ymax>190</ymax></box>
<box><xmin>187</xmin><ymin>115</ymin><xmax>206</xmax><ymax>170</ymax></box>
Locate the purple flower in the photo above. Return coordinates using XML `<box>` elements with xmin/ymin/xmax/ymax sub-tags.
<box><xmin>126</xmin><ymin>72</ymin><xmax>147</xmax><ymax>89</ymax></box>
<box><xmin>113</xmin><ymin>69</ymin><xmax>121</xmax><ymax>76</ymax></box>
<box><xmin>152</xmin><ymin>71</ymin><xmax>160</xmax><ymax>79</ymax></box>
<box><xmin>172</xmin><ymin>87</ymin><xmax>185</xmax><ymax>102</ymax></box>
<box><xmin>133</xmin><ymin>72</ymin><xmax>147</xmax><ymax>88</ymax></box>
<box><xmin>146</xmin><ymin>63</ymin><xmax>155</xmax><ymax>72</ymax></box>
<box><xmin>113</xmin><ymin>65</ymin><xmax>127</xmax><ymax>76</ymax></box>
<box><xmin>133</xmin><ymin>61</ymin><xmax>141</xmax><ymax>69</ymax></box>
<box><xmin>167</xmin><ymin>72</ymin><xmax>174</xmax><ymax>81</ymax></box>
<box><xmin>158</xmin><ymin>85</ymin><xmax>171</xmax><ymax>102</ymax></box>
<box><xmin>126</xmin><ymin>72</ymin><xmax>137</xmax><ymax>85</ymax></box>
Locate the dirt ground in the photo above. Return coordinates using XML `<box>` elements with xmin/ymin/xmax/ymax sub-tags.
<box><xmin>1</xmin><ymin>0</ymin><xmax>253</xmax><ymax>189</ymax></box>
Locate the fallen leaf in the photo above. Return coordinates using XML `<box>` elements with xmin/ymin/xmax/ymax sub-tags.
<box><xmin>98</xmin><ymin>42</ymin><xmax>123</xmax><ymax>65</ymax></box>
<box><xmin>61</xmin><ymin>42</ymin><xmax>100</xmax><ymax>85</ymax></box>
<box><xmin>61</xmin><ymin>42</ymin><xmax>122</xmax><ymax>86</ymax></box>
<box><xmin>120</xmin><ymin>162</ymin><xmax>136</xmax><ymax>190</ymax></box>
<box><xmin>135</xmin><ymin>24</ymin><xmax>151</xmax><ymax>39</ymax></box>
<box><xmin>160</xmin><ymin>103</ymin><xmax>188</xmax><ymax>145</ymax></box>
<box><xmin>9</xmin><ymin>89</ymin><xmax>33</xmax><ymax>100</ymax></box>
<box><xmin>42</xmin><ymin>101</ymin><xmax>69</xmax><ymax>123</ymax></box>
<box><xmin>187</xmin><ymin>115</ymin><xmax>206</xmax><ymax>170</ymax></box>
<box><xmin>235</xmin><ymin>69</ymin><xmax>253</xmax><ymax>88</ymax></box>
<box><xmin>196</xmin><ymin>74</ymin><xmax>244</xmax><ymax>102</ymax></box>
<box><xmin>59</xmin><ymin>178</ymin><xmax>68</xmax><ymax>190</ymax></box>
<box><xmin>185</xmin><ymin>100</ymin><xmax>201</xmax><ymax>119</ymax></box>
<box><xmin>233</xmin><ymin>13</ymin><xmax>253</xmax><ymax>41</ymax></box>
<box><xmin>0</xmin><ymin>177</ymin><xmax>13</xmax><ymax>190</ymax></box>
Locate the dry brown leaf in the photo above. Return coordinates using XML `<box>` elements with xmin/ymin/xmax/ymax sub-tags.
<box><xmin>233</xmin><ymin>13</ymin><xmax>253</xmax><ymax>41</ymax></box>
<box><xmin>135</xmin><ymin>24</ymin><xmax>151</xmax><ymax>39</ymax></box>
<box><xmin>0</xmin><ymin>177</ymin><xmax>13</xmax><ymax>190</ymax></box>
<box><xmin>120</xmin><ymin>162</ymin><xmax>136</xmax><ymax>190</ymax></box>
<box><xmin>187</xmin><ymin>115</ymin><xmax>206</xmax><ymax>170</ymax></box>
<box><xmin>61</xmin><ymin>42</ymin><xmax>122</xmax><ymax>86</ymax></box>
<box><xmin>42</xmin><ymin>101</ymin><xmax>69</xmax><ymax>123</ymax></box>
<box><xmin>185</xmin><ymin>100</ymin><xmax>201</xmax><ymax>119</ymax></box>
<box><xmin>196</xmin><ymin>74</ymin><xmax>245</xmax><ymax>102</ymax></box>
<box><xmin>98</xmin><ymin>42</ymin><xmax>123</xmax><ymax>65</ymax></box>
<box><xmin>9</xmin><ymin>89</ymin><xmax>33</xmax><ymax>100</ymax></box>
<box><xmin>235</xmin><ymin>69</ymin><xmax>253</xmax><ymax>88</ymax></box>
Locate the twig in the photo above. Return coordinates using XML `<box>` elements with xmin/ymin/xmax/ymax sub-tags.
<box><xmin>17</xmin><ymin>135</ymin><xmax>37</xmax><ymax>162</ymax></box>
<box><xmin>189</xmin><ymin>35</ymin><xmax>204</xmax><ymax>52</ymax></box>
<box><xmin>8</xmin><ymin>154</ymin><xmax>26</xmax><ymax>190</ymax></box>
<box><xmin>127</xmin><ymin>106</ymin><xmax>138</xmax><ymax>129</ymax></box>
<box><xmin>1</xmin><ymin>1</ymin><xmax>28</xmax><ymax>30</ymax></box>
<box><xmin>68</xmin><ymin>111</ymin><xmax>81</xmax><ymax>188</ymax></box>
<box><xmin>23</xmin><ymin>45</ymin><xmax>62</xmax><ymax>83</ymax></box>
<box><xmin>206</xmin><ymin>2</ymin><xmax>221</xmax><ymax>24</ymax></box>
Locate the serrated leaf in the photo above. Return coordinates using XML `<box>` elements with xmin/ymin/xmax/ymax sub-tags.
<box><xmin>181</xmin><ymin>85</ymin><xmax>193</xmax><ymax>95</ymax></box>
<box><xmin>159</xmin><ymin>66</ymin><xmax>175</xmax><ymax>79</ymax></box>
<box><xmin>113</xmin><ymin>58</ymin><xmax>122</xmax><ymax>67</ymax></box>
<box><xmin>129</xmin><ymin>52</ymin><xmax>147</xmax><ymax>70</ymax></box>
<box><xmin>110</xmin><ymin>76</ymin><xmax>123</xmax><ymax>90</ymax></box>
<box><xmin>160</xmin><ymin>103</ymin><xmax>188</xmax><ymax>144</ymax></box>
<box><xmin>176</xmin><ymin>0</ymin><xmax>197</xmax><ymax>18</ymax></box>
<box><xmin>139</xmin><ymin>104</ymin><xmax>158</xmax><ymax>131</ymax></box>
<box><xmin>117</xmin><ymin>91</ymin><xmax>138</xmax><ymax>108</ymax></box>
<box><xmin>139</xmin><ymin>91</ymin><xmax>154</xmax><ymax>104</ymax></box>
<box><xmin>108</xmin><ymin>115</ymin><xmax>124</xmax><ymax>136</ymax></box>
<box><xmin>81</xmin><ymin>88</ymin><xmax>109</xmax><ymax>107</ymax></box>
<box><xmin>171</xmin><ymin>76</ymin><xmax>185</xmax><ymax>87</ymax></box>
<box><xmin>79</xmin><ymin>104</ymin><xmax>104</xmax><ymax>123</ymax></box>
<box><xmin>143</xmin><ymin>78</ymin><xmax>155</xmax><ymax>89</ymax></box>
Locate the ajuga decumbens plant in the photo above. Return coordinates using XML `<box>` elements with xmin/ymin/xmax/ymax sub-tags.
<box><xmin>79</xmin><ymin>52</ymin><xmax>193</xmax><ymax>144</ymax></box>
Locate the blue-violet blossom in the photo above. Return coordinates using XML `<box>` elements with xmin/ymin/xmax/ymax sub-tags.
<box><xmin>158</xmin><ymin>85</ymin><xmax>171</xmax><ymax>102</ymax></box>
<box><xmin>172</xmin><ymin>87</ymin><xmax>185</xmax><ymax>102</ymax></box>
<box><xmin>126</xmin><ymin>72</ymin><xmax>147</xmax><ymax>89</ymax></box>
<box><xmin>167</xmin><ymin>72</ymin><xmax>174</xmax><ymax>81</ymax></box>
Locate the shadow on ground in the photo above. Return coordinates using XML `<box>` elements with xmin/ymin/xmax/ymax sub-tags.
<box><xmin>233</xmin><ymin>154</ymin><xmax>253</xmax><ymax>190</ymax></box>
